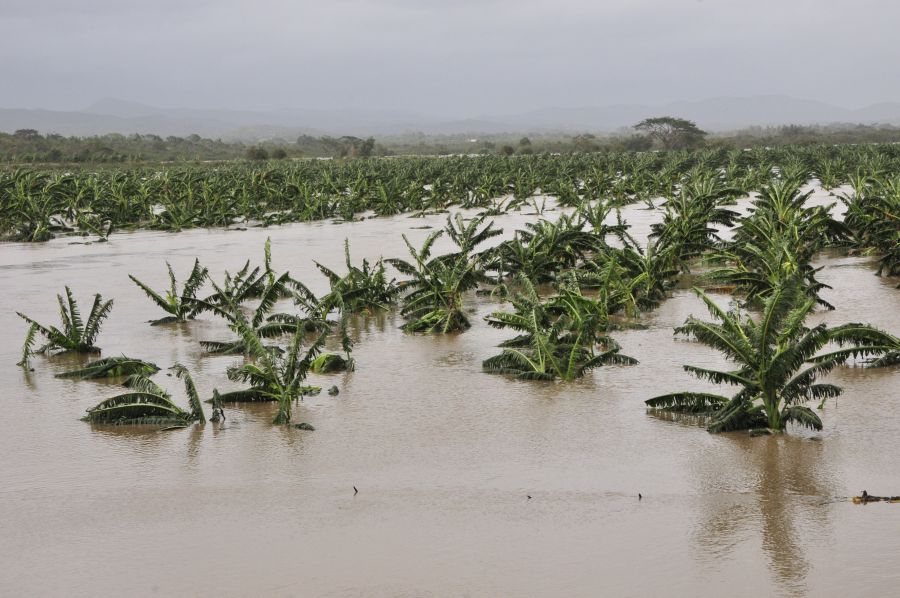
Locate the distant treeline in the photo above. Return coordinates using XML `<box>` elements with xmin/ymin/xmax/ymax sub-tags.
<box><xmin>0</xmin><ymin>130</ymin><xmax>380</xmax><ymax>164</ymax></box>
<box><xmin>714</xmin><ymin>123</ymin><xmax>900</xmax><ymax>148</ymax></box>
<box><xmin>3</xmin><ymin>122</ymin><xmax>900</xmax><ymax>164</ymax></box>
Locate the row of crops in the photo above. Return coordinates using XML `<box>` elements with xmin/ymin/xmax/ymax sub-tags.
<box><xmin>1</xmin><ymin>147</ymin><xmax>898</xmax><ymax>273</ymax></box>
<box><xmin>9</xmin><ymin>144</ymin><xmax>900</xmax><ymax>435</ymax></box>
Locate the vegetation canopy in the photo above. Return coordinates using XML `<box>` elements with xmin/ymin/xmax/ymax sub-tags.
<box><xmin>9</xmin><ymin>143</ymin><xmax>899</xmax><ymax>438</ymax></box>
<box><xmin>634</xmin><ymin>116</ymin><xmax>708</xmax><ymax>150</ymax></box>
<box><xmin>646</xmin><ymin>277</ymin><xmax>896</xmax><ymax>433</ymax></box>
<box><xmin>17</xmin><ymin>286</ymin><xmax>113</xmax><ymax>368</ymax></box>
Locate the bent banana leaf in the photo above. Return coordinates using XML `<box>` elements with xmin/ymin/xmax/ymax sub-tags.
<box><xmin>213</xmin><ymin>385</ymin><xmax>322</xmax><ymax>403</ymax></box>
<box><xmin>57</xmin><ymin>356</ymin><xmax>160</xmax><ymax>379</ymax></box>
<box><xmin>310</xmin><ymin>353</ymin><xmax>355</xmax><ymax>373</ymax></box>
<box><xmin>82</xmin><ymin>391</ymin><xmax>189</xmax><ymax>425</ymax></box>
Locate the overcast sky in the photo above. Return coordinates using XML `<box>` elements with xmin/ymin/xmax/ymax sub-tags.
<box><xmin>2</xmin><ymin>0</ymin><xmax>898</xmax><ymax>116</ymax></box>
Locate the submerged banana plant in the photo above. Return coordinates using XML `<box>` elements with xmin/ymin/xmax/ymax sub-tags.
<box><xmin>314</xmin><ymin>239</ymin><xmax>399</xmax><ymax>313</ymax></box>
<box><xmin>217</xmin><ymin>312</ymin><xmax>325</xmax><ymax>424</ymax></box>
<box><xmin>645</xmin><ymin>276</ymin><xmax>896</xmax><ymax>433</ymax></box>
<box><xmin>483</xmin><ymin>277</ymin><xmax>637</xmax><ymax>380</ymax></box>
<box><xmin>57</xmin><ymin>356</ymin><xmax>159</xmax><ymax>379</ymax></box>
<box><xmin>309</xmin><ymin>352</ymin><xmax>355</xmax><ymax>373</ymax></box>
<box><xmin>82</xmin><ymin>364</ymin><xmax>207</xmax><ymax>427</ymax></box>
<box><xmin>198</xmin><ymin>272</ymin><xmax>304</xmax><ymax>355</ymax></box>
<box><xmin>388</xmin><ymin>214</ymin><xmax>497</xmax><ymax>333</ymax></box>
<box><xmin>129</xmin><ymin>258</ymin><xmax>208</xmax><ymax>324</ymax></box>
<box><xmin>17</xmin><ymin>286</ymin><xmax>113</xmax><ymax>368</ymax></box>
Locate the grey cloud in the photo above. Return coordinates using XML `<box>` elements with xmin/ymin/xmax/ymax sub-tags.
<box><xmin>1</xmin><ymin>0</ymin><xmax>898</xmax><ymax>119</ymax></box>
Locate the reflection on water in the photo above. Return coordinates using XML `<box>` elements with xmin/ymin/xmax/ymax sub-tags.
<box><xmin>757</xmin><ymin>439</ymin><xmax>817</xmax><ymax>594</ymax></box>
<box><xmin>691</xmin><ymin>435</ymin><xmax>832</xmax><ymax>596</ymax></box>
<box><xmin>0</xmin><ymin>188</ymin><xmax>898</xmax><ymax>597</ymax></box>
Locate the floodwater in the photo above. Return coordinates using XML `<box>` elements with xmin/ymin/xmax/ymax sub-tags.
<box><xmin>1</xmin><ymin>188</ymin><xmax>898</xmax><ymax>597</ymax></box>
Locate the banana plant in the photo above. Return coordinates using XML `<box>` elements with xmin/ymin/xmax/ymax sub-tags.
<box><xmin>129</xmin><ymin>259</ymin><xmax>208</xmax><ymax>324</ymax></box>
<box><xmin>198</xmin><ymin>271</ymin><xmax>302</xmax><ymax>354</ymax></box>
<box><xmin>483</xmin><ymin>277</ymin><xmax>637</xmax><ymax>380</ymax></box>
<box><xmin>219</xmin><ymin>311</ymin><xmax>325</xmax><ymax>425</ymax></box>
<box><xmin>2</xmin><ymin>145</ymin><xmax>900</xmax><ymax>245</ymax></box>
<box><xmin>645</xmin><ymin>277</ymin><xmax>897</xmax><ymax>433</ymax></box>
<box><xmin>314</xmin><ymin>239</ymin><xmax>399</xmax><ymax>313</ymax></box>
<box><xmin>17</xmin><ymin>287</ymin><xmax>113</xmax><ymax>368</ymax></box>
<box><xmin>388</xmin><ymin>229</ymin><xmax>490</xmax><ymax>333</ymax></box>
<box><xmin>82</xmin><ymin>364</ymin><xmax>206</xmax><ymax>427</ymax></box>
<box><xmin>57</xmin><ymin>356</ymin><xmax>159</xmax><ymax>379</ymax></box>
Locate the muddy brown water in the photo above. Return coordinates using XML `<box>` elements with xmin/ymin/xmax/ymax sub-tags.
<box><xmin>1</xmin><ymin>187</ymin><xmax>898</xmax><ymax>597</ymax></box>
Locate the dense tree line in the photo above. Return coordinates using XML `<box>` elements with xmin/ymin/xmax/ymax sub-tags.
<box><xmin>3</xmin><ymin>120</ymin><xmax>900</xmax><ymax>165</ymax></box>
<box><xmin>0</xmin><ymin>130</ymin><xmax>382</xmax><ymax>164</ymax></box>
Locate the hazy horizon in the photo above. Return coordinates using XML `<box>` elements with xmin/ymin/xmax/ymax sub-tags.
<box><xmin>3</xmin><ymin>0</ymin><xmax>900</xmax><ymax>118</ymax></box>
<box><xmin>2</xmin><ymin>94</ymin><xmax>897</xmax><ymax>119</ymax></box>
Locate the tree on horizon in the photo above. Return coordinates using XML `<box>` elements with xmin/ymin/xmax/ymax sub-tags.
<box><xmin>634</xmin><ymin>116</ymin><xmax>707</xmax><ymax>150</ymax></box>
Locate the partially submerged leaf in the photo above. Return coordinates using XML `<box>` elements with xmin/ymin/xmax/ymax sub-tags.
<box><xmin>57</xmin><ymin>356</ymin><xmax>160</xmax><ymax>379</ymax></box>
<box><xmin>310</xmin><ymin>352</ymin><xmax>354</xmax><ymax>373</ymax></box>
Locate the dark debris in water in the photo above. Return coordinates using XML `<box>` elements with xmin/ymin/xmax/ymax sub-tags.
<box><xmin>748</xmin><ymin>429</ymin><xmax>772</xmax><ymax>437</ymax></box>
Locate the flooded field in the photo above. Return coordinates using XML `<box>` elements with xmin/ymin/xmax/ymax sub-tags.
<box><xmin>1</xmin><ymin>193</ymin><xmax>898</xmax><ymax>597</ymax></box>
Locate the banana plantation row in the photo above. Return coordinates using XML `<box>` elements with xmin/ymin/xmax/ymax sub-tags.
<box><xmin>16</xmin><ymin>165</ymin><xmax>899</xmax><ymax>435</ymax></box>
<box><xmin>1</xmin><ymin>146</ymin><xmax>898</xmax><ymax>275</ymax></box>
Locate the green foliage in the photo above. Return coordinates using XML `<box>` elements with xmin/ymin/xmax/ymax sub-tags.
<box><xmin>649</xmin><ymin>175</ymin><xmax>740</xmax><ymax>269</ymax></box>
<box><xmin>634</xmin><ymin>116</ymin><xmax>707</xmax><ymax>150</ymax></box>
<box><xmin>315</xmin><ymin>240</ymin><xmax>399</xmax><ymax>313</ymax></box>
<box><xmin>129</xmin><ymin>258</ymin><xmax>208</xmax><ymax>324</ymax></box>
<box><xmin>840</xmin><ymin>173</ymin><xmax>900</xmax><ymax>277</ymax></box>
<box><xmin>388</xmin><ymin>214</ymin><xmax>498</xmax><ymax>333</ymax></box>
<box><xmin>198</xmin><ymin>270</ymin><xmax>299</xmax><ymax>354</ymax></box>
<box><xmin>222</xmin><ymin>310</ymin><xmax>326</xmax><ymax>425</ymax></box>
<box><xmin>195</xmin><ymin>239</ymin><xmax>328</xmax><ymax>355</ymax></box>
<box><xmin>57</xmin><ymin>356</ymin><xmax>159</xmax><ymax>379</ymax></box>
<box><xmin>483</xmin><ymin>277</ymin><xmax>637</xmax><ymax>380</ymax></box>
<box><xmin>17</xmin><ymin>286</ymin><xmax>113</xmax><ymax>365</ymax></box>
<box><xmin>310</xmin><ymin>352</ymin><xmax>355</xmax><ymax>373</ymax></box>
<box><xmin>82</xmin><ymin>365</ymin><xmax>206</xmax><ymax>426</ymax></box>
<box><xmin>488</xmin><ymin>213</ymin><xmax>598</xmax><ymax>284</ymax></box>
<box><xmin>172</xmin><ymin>364</ymin><xmax>206</xmax><ymax>422</ymax></box>
<box><xmin>707</xmin><ymin>176</ymin><xmax>848</xmax><ymax>308</ymax></box>
<box><xmin>9</xmin><ymin>142</ymin><xmax>900</xmax><ymax>439</ymax></box>
<box><xmin>646</xmin><ymin>277</ymin><xmax>895</xmax><ymax>433</ymax></box>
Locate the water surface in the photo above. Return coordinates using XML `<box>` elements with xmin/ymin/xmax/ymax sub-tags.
<box><xmin>1</xmin><ymin>191</ymin><xmax>898</xmax><ymax>597</ymax></box>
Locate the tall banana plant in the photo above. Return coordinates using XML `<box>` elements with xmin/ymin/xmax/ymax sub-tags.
<box><xmin>709</xmin><ymin>177</ymin><xmax>848</xmax><ymax>308</ymax></box>
<box><xmin>706</xmin><ymin>223</ymin><xmax>834</xmax><ymax>309</ymax></box>
<box><xmin>488</xmin><ymin>214</ymin><xmax>596</xmax><ymax>283</ymax></box>
<box><xmin>650</xmin><ymin>182</ymin><xmax>739</xmax><ymax>270</ymax></box>
<box><xmin>841</xmin><ymin>175</ymin><xmax>900</xmax><ymax>278</ymax></box>
<box><xmin>645</xmin><ymin>277</ymin><xmax>896</xmax><ymax>433</ymax></box>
